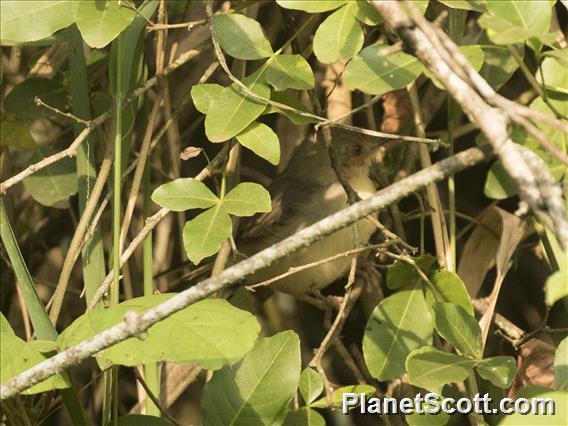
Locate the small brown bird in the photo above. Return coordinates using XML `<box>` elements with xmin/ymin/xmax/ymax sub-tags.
<box><xmin>238</xmin><ymin>127</ymin><xmax>381</xmax><ymax>295</ymax></box>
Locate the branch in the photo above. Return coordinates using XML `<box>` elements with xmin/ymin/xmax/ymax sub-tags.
<box><xmin>0</xmin><ymin>147</ymin><xmax>488</xmax><ymax>399</ymax></box>
<box><xmin>372</xmin><ymin>0</ymin><xmax>568</xmax><ymax>248</ymax></box>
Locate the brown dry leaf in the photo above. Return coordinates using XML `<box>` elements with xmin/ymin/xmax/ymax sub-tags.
<box><xmin>458</xmin><ymin>204</ymin><xmax>501</xmax><ymax>298</ymax></box>
<box><xmin>509</xmin><ymin>338</ymin><xmax>556</xmax><ymax>398</ymax></box>
<box><xmin>180</xmin><ymin>146</ymin><xmax>203</xmax><ymax>160</ymax></box>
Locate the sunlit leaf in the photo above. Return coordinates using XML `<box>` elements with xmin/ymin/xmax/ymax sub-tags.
<box><xmin>363</xmin><ymin>285</ymin><xmax>433</xmax><ymax>381</ymax></box>
<box><xmin>537</xmin><ymin>56</ymin><xmax>568</xmax><ymax>95</ymax></box>
<box><xmin>202</xmin><ymin>331</ymin><xmax>301</xmax><ymax>426</ymax></box>
<box><xmin>191</xmin><ymin>84</ymin><xmax>223</xmax><ymax>114</ymax></box>
<box><xmin>484</xmin><ymin>160</ymin><xmax>518</xmax><ymax>199</ymax></box>
<box><xmin>222</xmin><ymin>182</ymin><xmax>272</xmax><ymax>217</ymax></box>
<box><xmin>313</xmin><ymin>3</ymin><xmax>364</xmax><ymax>64</ymax></box>
<box><xmin>346</xmin><ymin>45</ymin><xmax>424</xmax><ymax>95</ymax></box>
<box><xmin>299</xmin><ymin>368</ymin><xmax>323</xmax><ymax>405</ymax></box>
<box><xmin>310</xmin><ymin>385</ymin><xmax>376</xmax><ymax>409</ymax></box>
<box><xmin>555</xmin><ymin>338</ymin><xmax>568</xmax><ymax>390</ymax></box>
<box><xmin>183</xmin><ymin>206</ymin><xmax>232</xmax><ymax>264</ymax></box>
<box><xmin>433</xmin><ymin>303</ymin><xmax>482</xmax><ymax>359</ymax></box>
<box><xmin>212</xmin><ymin>14</ymin><xmax>273</xmax><ymax>60</ymax></box>
<box><xmin>58</xmin><ymin>296</ymin><xmax>259</xmax><ymax>369</ymax></box>
<box><xmin>265</xmin><ymin>54</ymin><xmax>314</xmax><ymax>91</ymax></box>
<box><xmin>151</xmin><ymin>178</ymin><xmax>219</xmax><ymax>211</ymax></box>
<box><xmin>75</xmin><ymin>0</ymin><xmax>136</xmax><ymax>48</ymax></box>
<box><xmin>476</xmin><ymin>356</ymin><xmax>516</xmax><ymax>388</ymax></box>
<box><xmin>275</xmin><ymin>1</ymin><xmax>347</xmax><ymax>13</ymax></box>
<box><xmin>425</xmin><ymin>270</ymin><xmax>474</xmax><ymax>315</ymax></box>
<box><xmin>236</xmin><ymin>121</ymin><xmax>281</xmax><ymax>165</ymax></box>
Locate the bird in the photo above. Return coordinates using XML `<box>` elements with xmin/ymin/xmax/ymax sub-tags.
<box><xmin>236</xmin><ymin>127</ymin><xmax>381</xmax><ymax>295</ymax></box>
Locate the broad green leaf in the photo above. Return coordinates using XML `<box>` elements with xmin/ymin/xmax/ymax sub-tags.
<box><xmin>0</xmin><ymin>1</ymin><xmax>77</xmax><ymax>45</ymax></box>
<box><xmin>386</xmin><ymin>254</ymin><xmax>437</xmax><ymax>290</ymax></box>
<box><xmin>284</xmin><ymin>408</ymin><xmax>325</xmax><ymax>426</ymax></box>
<box><xmin>310</xmin><ymin>385</ymin><xmax>376</xmax><ymax>409</ymax></box>
<box><xmin>425</xmin><ymin>270</ymin><xmax>474</xmax><ymax>315</ymax></box>
<box><xmin>275</xmin><ymin>1</ymin><xmax>347</xmax><ymax>13</ymax></box>
<box><xmin>191</xmin><ymin>83</ymin><xmax>223</xmax><ymax>114</ymax></box>
<box><xmin>236</xmin><ymin>121</ymin><xmax>281</xmax><ymax>165</ymax></box>
<box><xmin>1</xmin><ymin>314</ymin><xmax>69</xmax><ymax>394</ymax></box>
<box><xmin>476</xmin><ymin>356</ymin><xmax>516</xmax><ymax>388</ymax></box>
<box><xmin>352</xmin><ymin>0</ymin><xmax>383</xmax><ymax>25</ymax></box>
<box><xmin>4</xmin><ymin>77</ymin><xmax>68</xmax><ymax>120</ymax></box>
<box><xmin>425</xmin><ymin>45</ymin><xmax>484</xmax><ymax>90</ymax></box>
<box><xmin>299</xmin><ymin>368</ymin><xmax>323</xmax><ymax>405</ymax></box>
<box><xmin>266</xmin><ymin>91</ymin><xmax>318</xmax><ymax>124</ymax></box>
<box><xmin>58</xmin><ymin>296</ymin><xmax>259</xmax><ymax>369</ymax></box>
<box><xmin>406</xmin><ymin>399</ymin><xmax>450</xmax><ymax>426</ymax></box>
<box><xmin>205</xmin><ymin>79</ymin><xmax>271</xmax><ymax>142</ymax></box>
<box><xmin>545</xmin><ymin>270</ymin><xmax>568</xmax><ymax>307</ymax></box>
<box><xmin>479</xmin><ymin>0</ymin><xmax>555</xmax><ymax>49</ymax></box>
<box><xmin>479</xmin><ymin>45</ymin><xmax>522</xmax><ymax>90</ymax></box>
<box><xmin>313</xmin><ymin>3</ymin><xmax>364</xmax><ymax>64</ymax></box>
<box><xmin>401</xmin><ymin>1</ymin><xmax>430</xmax><ymax>15</ymax></box>
<box><xmin>0</xmin><ymin>120</ymin><xmax>35</xmax><ymax>149</ymax></box>
<box><xmin>222</xmin><ymin>182</ymin><xmax>272</xmax><ymax>217</ymax></box>
<box><xmin>151</xmin><ymin>178</ymin><xmax>219</xmax><ymax>211</ymax></box>
<box><xmin>212</xmin><ymin>14</ymin><xmax>272</xmax><ymax>60</ymax></box>
<box><xmin>484</xmin><ymin>160</ymin><xmax>518</xmax><ymax>199</ymax></box>
<box><xmin>265</xmin><ymin>54</ymin><xmax>314</xmax><ymax>91</ymax></box>
<box><xmin>406</xmin><ymin>346</ymin><xmax>475</xmax><ymax>393</ymax></box>
<box><xmin>75</xmin><ymin>0</ymin><xmax>136</xmax><ymax>48</ymax></box>
<box><xmin>201</xmin><ymin>331</ymin><xmax>301</xmax><ymax>426</ymax></box>
<box><xmin>183</xmin><ymin>206</ymin><xmax>232</xmax><ymax>264</ymax></box>
<box><xmin>537</xmin><ymin>57</ymin><xmax>568</xmax><ymax>95</ymax></box>
<box><xmin>498</xmin><ymin>388</ymin><xmax>566</xmax><ymax>425</ymax></box>
<box><xmin>346</xmin><ymin>44</ymin><xmax>424</xmax><ymax>95</ymax></box>
<box><xmin>433</xmin><ymin>303</ymin><xmax>482</xmax><ymax>359</ymax></box>
<box><xmin>437</xmin><ymin>0</ymin><xmax>486</xmax><ymax>12</ymax></box>
<box><xmin>363</xmin><ymin>285</ymin><xmax>433</xmax><ymax>381</ymax></box>
<box><xmin>23</xmin><ymin>147</ymin><xmax>78</xmax><ymax>208</ymax></box>
<box><xmin>556</xmin><ymin>338</ymin><xmax>568</xmax><ymax>390</ymax></box>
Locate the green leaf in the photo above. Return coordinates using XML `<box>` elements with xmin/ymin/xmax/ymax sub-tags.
<box><xmin>212</xmin><ymin>14</ymin><xmax>273</xmax><ymax>60</ymax></box>
<box><xmin>1</xmin><ymin>314</ymin><xmax>69</xmax><ymax>394</ymax></box>
<box><xmin>201</xmin><ymin>331</ymin><xmax>301</xmax><ymax>426</ymax></box>
<box><xmin>266</xmin><ymin>91</ymin><xmax>318</xmax><ymax>124</ymax></box>
<box><xmin>537</xmin><ymin>56</ymin><xmax>568</xmax><ymax>95</ymax></box>
<box><xmin>4</xmin><ymin>77</ymin><xmax>68</xmax><ymax>120</ymax></box>
<box><xmin>205</xmin><ymin>79</ymin><xmax>271</xmax><ymax>142</ymax></box>
<box><xmin>546</xmin><ymin>269</ymin><xmax>568</xmax><ymax>307</ymax></box>
<box><xmin>183</xmin><ymin>206</ymin><xmax>232</xmax><ymax>264</ymax></box>
<box><xmin>0</xmin><ymin>1</ymin><xmax>77</xmax><ymax>45</ymax></box>
<box><xmin>0</xmin><ymin>120</ymin><xmax>35</xmax><ymax>149</ymax></box>
<box><xmin>236</xmin><ymin>121</ymin><xmax>281</xmax><ymax>165</ymax></box>
<box><xmin>479</xmin><ymin>0</ymin><xmax>555</xmax><ymax>49</ymax></box>
<box><xmin>479</xmin><ymin>45</ymin><xmax>522</xmax><ymax>90</ymax></box>
<box><xmin>313</xmin><ymin>3</ymin><xmax>364</xmax><ymax>64</ymax></box>
<box><xmin>151</xmin><ymin>178</ymin><xmax>219</xmax><ymax>212</ymax></box>
<box><xmin>352</xmin><ymin>1</ymin><xmax>383</xmax><ymax>25</ymax></box>
<box><xmin>346</xmin><ymin>44</ymin><xmax>424</xmax><ymax>95</ymax></box>
<box><xmin>275</xmin><ymin>1</ymin><xmax>347</xmax><ymax>13</ymax></box>
<box><xmin>433</xmin><ymin>303</ymin><xmax>483</xmax><ymax>359</ymax></box>
<box><xmin>58</xmin><ymin>296</ymin><xmax>260</xmax><ymax>369</ymax></box>
<box><xmin>406</xmin><ymin>400</ymin><xmax>450</xmax><ymax>426</ymax></box>
<box><xmin>191</xmin><ymin>83</ymin><xmax>224</xmax><ymax>114</ymax></box>
<box><xmin>265</xmin><ymin>54</ymin><xmax>314</xmax><ymax>91</ymax></box>
<box><xmin>484</xmin><ymin>160</ymin><xmax>518</xmax><ymax>199</ymax></box>
<box><xmin>363</xmin><ymin>285</ymin><xmax>433</xmax><ymax>381</ymax></box>
<box><xmin>437</xmin><ymin>0</ymin><xmax>487</xmax><ymax>12</ymax></box>
<box><xmin>222</xmin><ymin>182</ymin><xmax>272</xmax><ymax>217</ymax></box>
<box><xmin>75</xmin><ymin>0</ymin><xmax>136</xmax><ymax>48</ymax></box>
<box><xmin>476</xmin><ymin>356</ymin><xmax>516</xmax><ymax>389</ymax></box>
<box><xmin>556</xmin><ymin>338</ymin><xmax>568</xmax><ymax>390</ymax></box>
<box><xmin>425</xmin><ymin>270</ymin><xmax>474</xmax><ymax>315</ymax></box>
<box><xmin>310</xmin><ymin>385</ymin><xmax>376</xmax><ymax>409</ymax></box>
<box><xmin>406</xmin><ymin>346</ymin><xmax>475</xmax><ymax>393</ymax></box>
<box><xmin>498</xmin><ymin>388</ymin><xmax>566</xmax><ymax>425</ymax></box>
<box><xmin>284</xmin><ymin>408</ymin><xmax>325</xmax><ymax>426</ymax></box>
<box><xmin>299</xmin><ymin>368</ymin><xmax>323</xmax><ymax>405</ymax></box>
<box><xmin>425</xmin><ymin>45</ymin><xmax>484</xmax><ymax>90</ymax></box>
<box><xmin>386</xmin><ymin>254</ymin><xmax>437</xmax><ymax>290</ymax></box>
<box><xmin>23</xmin><ymin>147</ymin><xmax>78</xmax><ymax>208</ymax></box>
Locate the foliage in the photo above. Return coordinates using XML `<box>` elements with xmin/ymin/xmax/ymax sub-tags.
<box><xmin>0</xmin><ymin>1</ymin><xmax>567</xmax><ymax>425</ymax></box>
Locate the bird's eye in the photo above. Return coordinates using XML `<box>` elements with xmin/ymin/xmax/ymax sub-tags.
<box><xmin>353</xmin><ymin>145</ymin><xmax>362</xmax><ymax>155</ymax></box>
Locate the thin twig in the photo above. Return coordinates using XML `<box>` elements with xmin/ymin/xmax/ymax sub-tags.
<box><xmin>1</xmin><ymin>147</ymin><xmax>488</xmax><ymax>398</ymax></box>
<box><xmin>34</xmin><ymin>97</ymin><xmax>90</xmax><ymax>126</ymax></box>
<box><xmin>133</xmin><ymin>369</ymin><xmax>180</xmax><ymax>425</ymax></box>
